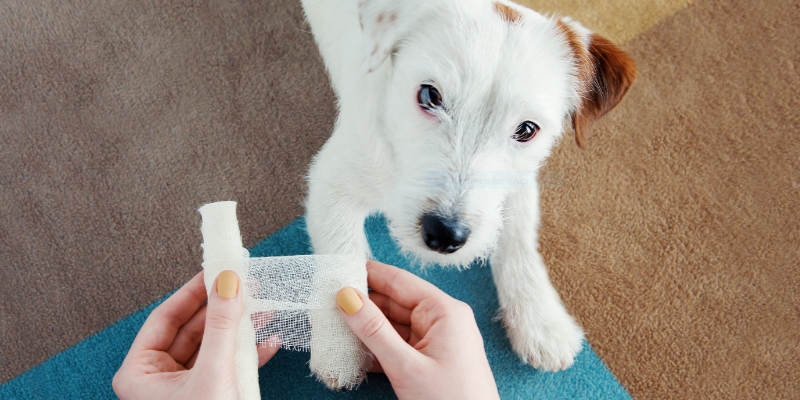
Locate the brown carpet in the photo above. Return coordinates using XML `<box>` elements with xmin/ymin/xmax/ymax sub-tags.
<box><xmin>0</xmin><ymin>0</ymin><xmax>335</xmax><ymax>383</ymax></box>
<box><xmin>1</xmin><ymin>0</ymin><xmax>798</xmax><ymax>398</ymax></box>
<box><xmin>539</xmin><ymin>0</ymin><xmax>800</xmax><ymax>397</ymax></box>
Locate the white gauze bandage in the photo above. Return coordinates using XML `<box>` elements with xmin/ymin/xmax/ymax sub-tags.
<box><xmin>198</xmin><ymin>202</ymin><xmax>370</xmax><ymax>398</ymax></box>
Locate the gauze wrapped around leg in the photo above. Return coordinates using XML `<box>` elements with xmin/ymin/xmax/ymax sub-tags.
<box><xmin>198</xmin><ymin>202</ymin><xmax>370</xmax><ymax>398</ymax></box>
<box><xmin>248</xmin><ymin>256</ymin><xmax>372</xmax><ymax>387</ymax></box>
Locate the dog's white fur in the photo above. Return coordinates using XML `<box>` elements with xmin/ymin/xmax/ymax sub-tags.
<box><xmin>301</xmin><ymin>0</ymin><xmax>635</xmax><ymax>387</ymax></box>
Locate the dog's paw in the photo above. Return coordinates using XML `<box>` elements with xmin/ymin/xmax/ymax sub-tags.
<box><xmin>503</xmin><ymin>305</ymin><xmax>585</xmax><ymax>372</ymax></box>
<box><xmin>310</xmin><ymin>363</ymin><xmax>366</xmax><ymax>391</ymax></box>
<box><xmin>313</xmin><ymin>374</ymin><xmax>354</xmax><ymax>392</ymax></box>
<box><xmin>308</xmin><ymin>345</ymin><xmax>371</xmax><ymax>391</ymax></box>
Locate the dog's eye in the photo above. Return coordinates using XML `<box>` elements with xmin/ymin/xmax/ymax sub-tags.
<box><xmin>512</xmin><ymin>121</ymin><xmax>540</xmax><ymax>142</ymax></box>
<box><xmin>418</xmin><ymin>84</ymin><xmax>443</xmax><ymax>112</ymax></box>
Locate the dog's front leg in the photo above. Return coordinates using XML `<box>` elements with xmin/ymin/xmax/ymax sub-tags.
<box><xmin>305</xmin><ymin>140</ymin><xmax>376</xmax><ymax>389</ymax></box>
<box><xmin>491</xmin><ymin>181</ymin><xmax>585</xmax><ymax>371</ymax></box>
<box><xmin>305</xmin><ymin>143</ymin><xmax>373</xmax><ymax>258</ymax></box>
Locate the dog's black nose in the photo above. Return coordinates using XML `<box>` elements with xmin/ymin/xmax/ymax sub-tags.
<box><xmin>421</xmin><ymin>213</ymin><xmax>470</xmax><ymax>254</ymax></box>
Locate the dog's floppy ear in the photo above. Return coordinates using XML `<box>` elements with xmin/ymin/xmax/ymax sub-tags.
<box><xmin>558</xmin><ymin>18</ymin><xmax>637</xmax><ymax>147</ymax></box>
<box><xmin>359</xmin><ymin>0</ymin><xmax>421</xmax><ymax>72</ymax></box>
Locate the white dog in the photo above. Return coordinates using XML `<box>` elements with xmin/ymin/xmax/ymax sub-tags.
<box><xmin>301</xmin><ymin>0</ymin><xmax>636</xmax><ymax>388</ymax></box>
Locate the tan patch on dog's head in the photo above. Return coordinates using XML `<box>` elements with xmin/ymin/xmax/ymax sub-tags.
<box><xmin>494</xmin><ymin>2</ymin><xmax>521</xmax><ymax>24</ymax></box>
<box><xmin>556</xmin><ymin>19</ymin><xmax>593</xmax><ymax>87</ymax></box>
<box><xmin>557</xmin><ymin>20</ymin><xmax>637</xmax><ymax>147</ymax></box>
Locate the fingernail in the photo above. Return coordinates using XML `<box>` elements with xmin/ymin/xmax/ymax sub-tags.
<box><xmin>336</xmin><ymin>287</ymin><xmax>363</xmax><ymax>315</ymax></box>
<box><xmin>217</xmin><ymin>270</ymin><xmax>239</xmax><ymax>298</ymax></box>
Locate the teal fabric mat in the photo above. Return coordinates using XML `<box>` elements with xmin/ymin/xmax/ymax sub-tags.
<box><xmin>0</xmin><ymin>215</ymin><xmax>631</xmax><ymax>399</ymax></box>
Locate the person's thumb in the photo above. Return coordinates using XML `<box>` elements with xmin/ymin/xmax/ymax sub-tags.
<box><xmin>336</xmin><ymin>287</ymin><xmax>416</xmax><ymax>367</ymax></box>
<box><xmin>194</xmin><ymin>270</ymin><xmax>242</xmax><ymax>372</ymax></box>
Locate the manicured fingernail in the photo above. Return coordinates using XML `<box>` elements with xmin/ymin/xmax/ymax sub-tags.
<box><xmin>217</xmin><ymin>270</ymin><xmax>238</xmax><ymax>298</ymax></box>
<box><xmin>336</xmin><ymin>287</ymin><xmax>362</xmax><ymax>315</ymax></box>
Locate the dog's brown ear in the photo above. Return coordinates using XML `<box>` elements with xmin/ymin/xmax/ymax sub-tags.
<box><xmin>559</xmin><ymin>20</ymin><xmax>637</xmax><ymax>147</ymax></box>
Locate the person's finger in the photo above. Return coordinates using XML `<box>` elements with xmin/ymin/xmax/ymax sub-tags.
<box><xmin>368</xmin><ymin>358</ymin><xmax>384</xmax><ymax>373</ymax></box>
<box><xmin>186</xmin><ymin>302</ymin><xmax>279</xmax><ymax>370</ymax></box>
<box><xmin>389</xmin><ymin>320</ymin><xmax>411</xmax><ymax>342</ymax></box>
<box><xmin>131</xmin><ymin>272</ymin><xmax>207</xmax><ymax>352</ymax></box>
<box><xmin>407</xmin><ymin>329</ymin><xmax>423</xmax><ymax>348</ymax></box>
<box><xmin>366</xmin><ymin>260</ymin><xmax>446</xmax><ymax>309</ymax></box>
<box><xmin>187</xmin><ymin>340</ymin><xmax>280</xmax><ymax>370</ymax></box>
<box><xmin>185</xmin><ymin>346</ymin><xmax>200</xmax><ymax>369</ymax></box>
<box><xmin>367</xmin><ymin>261</ymin><xmax>457</xmax><ymax>339</ymax></box>
<box><xmin>370</xmin><ymin>291</ymin><xmax>413</xmax><ymax>325</ymax></box>
<box><xmin>193</xmin><ymin>271</ymin><xmax>242</xmax><ymax>372</ymax></box>
<box><xmin>365</xmin><ymin>295</ymin><xmax>413</xmax><ymax>341</ymax></box>
<box><xmin>336</xmin><ymin>287</ymin><xmax>420</xmax><ymax>367</ymax></box>
<box><xmin>370</xmin><ymin>292</ymin><xmax>420</xmax><ymax>345</ymax></box>
<box><xmin>166</xmin><ymin>304</ymin><xmax>207</xmax><ymax>365</ymax></box>
<box><xmin>113</xmin><ymin>362</ymin><xmax>187</xmax><ymax>399</ymax></box>
<box><xmin>257</xmin><ymin>336</ymin><xmax>281</xmax><ymax>367</ymax></box>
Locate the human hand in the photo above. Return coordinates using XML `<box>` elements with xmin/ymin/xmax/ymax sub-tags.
<box><xmin>336</xmin><ymin>260</ymin><xmax>499</xmax><ymax>400</ymax></box>
<box><xmin>113</xmin><ymin>271</ymin><xmax>279</xmax><ymax>400</ymax></box>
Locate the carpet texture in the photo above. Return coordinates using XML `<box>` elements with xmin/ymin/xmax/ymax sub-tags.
<box><xmin>0</xmin><ymin>216</ymin><xmax>631</xmax><ymax>399</ymax></box>
<box><xmin>1</xmin><ymin>0</ymin><xmax>799</xmax><ymax>398</ymax></box>
<box><xmin>519</xmin><ymin>0</ymin><xmax>698</xmax><ymax>43</ymax></box>
<box><xmin>0</xmin><ymin>0</ymin><xmax>335</xmax><ymax>384</ymax></box>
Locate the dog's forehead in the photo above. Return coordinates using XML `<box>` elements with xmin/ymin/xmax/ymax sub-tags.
<box><xmin>401</xmin><ymin>1</ymin><xmax>574</xmax><ymax>119</ymax></box>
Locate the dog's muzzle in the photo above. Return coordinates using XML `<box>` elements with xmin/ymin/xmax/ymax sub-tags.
<box><xmin>421</xmin><ymin>213</ymin><xmax>470</xmax><ymax>254</ymax></box>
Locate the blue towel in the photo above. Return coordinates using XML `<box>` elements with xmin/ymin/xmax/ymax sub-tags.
<box><xmin>0</xmin><ymin>215</ymin><xmax>631</xmax><ymax>399</ymax></box>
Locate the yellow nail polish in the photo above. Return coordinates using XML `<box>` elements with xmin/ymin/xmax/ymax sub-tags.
<box><xmin>336</xmin><ymin>287</ymin><xmax>363</xmax><ymax>315</ymax></box>
<box><xmin>217</xmin><ymin>270</ymin><xmax>238</xmax><ymax>299</ymax></box>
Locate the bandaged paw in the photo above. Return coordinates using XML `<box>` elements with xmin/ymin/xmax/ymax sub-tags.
<box><xmin>198</xmin><ymin>202</ymin><xmax>370</xmax><ymax>398</ymax></box>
